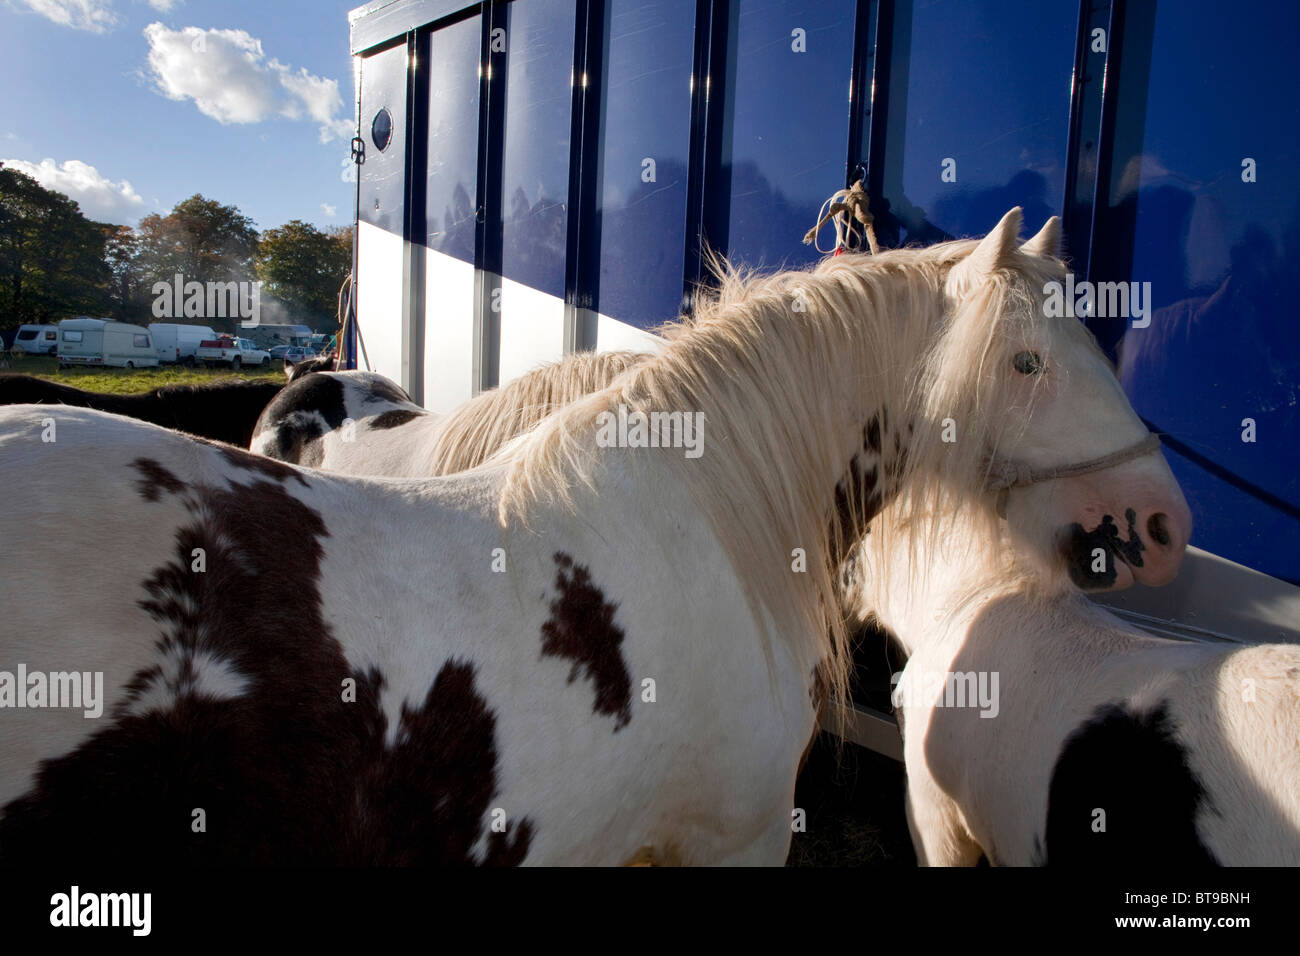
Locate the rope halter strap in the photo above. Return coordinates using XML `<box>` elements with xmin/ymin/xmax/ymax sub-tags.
<box><xmin>985</xmin><ymin>433</ymin><xmax>1163</xmax><ymax>492</ymax></box>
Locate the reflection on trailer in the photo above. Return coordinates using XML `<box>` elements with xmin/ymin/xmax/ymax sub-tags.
<box><xmin>58</xmin><ymin>318</ymin><xmax>159</xmax><ymax>369</ymax></box>
<box><xmin>344</xmin><ymin>0</ymin><xmax>1300</xmax><ymax>756</ymax></box>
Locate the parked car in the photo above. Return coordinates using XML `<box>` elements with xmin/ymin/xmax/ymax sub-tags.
<box><xmin>195</xmin><ymin>336</ymin><xmax>272</xmax><ymax>369</ymax></box>
<box><xmin>268</xmin><ymin>345</ymin><xmax>293</xmax><ymax>360</ymax></box>
<box><xmin>149</xmin><ymin>323</ymin><xmax>217</xmax><ymax>365</ymax></box>
<box><xmin>281</xmin><ymin>347</ymin><xmax>318</xmax><ymax>364</ymax></box>
<box><xmin>12</xmin><ymin>324</ymin><xmax>60</xmax><ymax>355</ymax></box>
<box><xmin>57</xmin><ymin>318</ymin><xmax>159</xmax><ymax>368</ymax></box>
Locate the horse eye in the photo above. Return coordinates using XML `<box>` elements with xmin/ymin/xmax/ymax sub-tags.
<box><xmin>1013</xmin><ymin>351</ymin><xmax>1044</xmax><ymax>375</ymax></box>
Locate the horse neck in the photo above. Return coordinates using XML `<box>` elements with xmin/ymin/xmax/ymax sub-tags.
<box><xmin>865</xmin><ymin>505</ymin><xmax>1020</xmax><ymax>658</ymax></box>
<box><xmin>620</xmin><ymin>264</ymin><xmax>944</xmax><ymax>663</ymax></box>
<box><xmin>656</xmin><ymin>264</ymin><xmax>939</xmax><ymax>516</ymax></box>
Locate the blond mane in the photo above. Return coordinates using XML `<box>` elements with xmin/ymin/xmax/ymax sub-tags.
<box><xmin>494</xmin><ymin>238</ymin><xmax>1076</xmax><ymax>726</ymax></box>
<box><xmin>428</xmin><ymin>350</ymin><xmax>648</xmax><ymax>474</ymax></box>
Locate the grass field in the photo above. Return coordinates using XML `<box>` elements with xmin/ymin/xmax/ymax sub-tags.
<box><xmin>0</xmin><ymin>354</ymin><xmax>283</xmax><ymax>394</ymax></box>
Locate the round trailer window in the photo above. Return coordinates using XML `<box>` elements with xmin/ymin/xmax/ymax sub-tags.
<box><xmin>371</xmin><ymin>108</ymin><xmax>393</xmax><ymax>152</ymax></box>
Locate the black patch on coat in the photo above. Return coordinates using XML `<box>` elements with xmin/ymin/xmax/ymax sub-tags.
<box><xmin>252</xmin><ymin>374</ymin><xmax>349</xmax><ymax>464</ymax></box>
<box><xmin>0</xmin><ymin>374</ymin><xmax>282</xmax><ymax>446</ymax></box>
<box><xmin>1040</xmin><ymin>701</ymin><xmax>1219</xmax><ymax>867</ymax></box>
<box><xmin>364</xmin><ymin>378</ymin><xmax>414</xmax><ymax>405</ymax></box>
<box><xmin>865</xmin><ymin>414</ymin><xmax>883</xmax><ymax>455</ymax></box>
<box><xmin>255</xmin><ymin>413</ymin><xmax>325</xmax><ymax>466</ymax></box>
<box><xmin>540</xmin><ymin>552</ymin><xmax>633</xmax><ymax>731</ymax></box>
<box><xmin>834</xmin><ymin>459</ymin><xmax>882</xmax><ymax>545</ymax></box>
<box><xmin>369</xmin><ymin>409</ymin><xmax>424</xmax><ymax>430</ymax></box>
<box><xmin>1063</xmin><ymin>509</ymin><xmax>1146</xmax><ymax>589</ymax></box>
<box><xmin>0</xmin><ymin>458</ymin><xmax>531</xmax><ymax>866</ymax></box>
<box><xmin>286</xmin><ymin>357</ymin><xmax>334</xmax><ymax>381</ymax></box>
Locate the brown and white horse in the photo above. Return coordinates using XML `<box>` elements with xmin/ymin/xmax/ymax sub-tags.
<box><xmin>0</xmin><ymin>209</ymin><xmax>1189</xmax><ymax>865</ymax></box>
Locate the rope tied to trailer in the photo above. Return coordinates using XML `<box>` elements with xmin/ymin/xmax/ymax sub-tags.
<box><xmin>804</xmin><ymin>178</ymin><xmax>880</xmax><ymax>256</ymax></box>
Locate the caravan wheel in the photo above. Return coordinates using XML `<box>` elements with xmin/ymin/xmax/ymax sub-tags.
<box><xmin>125</xmin><ymin>361</ymin><xmax>134</xmax><ymax>369</ymax></box>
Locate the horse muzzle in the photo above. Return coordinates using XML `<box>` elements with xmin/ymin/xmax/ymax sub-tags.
<box><xmin>1059</xmin><ymin>499</ymin><xmax>1191</xmax><ymax>590</ymax></box>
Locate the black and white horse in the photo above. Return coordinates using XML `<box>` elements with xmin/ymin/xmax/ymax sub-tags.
<box><xmin>250</xmin><ymin>351</ymin><xmax>646</xmax><ymax>476</ymax></box>
<box><xmin>0</xmin><ymin>210</ymin><xmax>1190</xmax><ymax>864</ymax></box>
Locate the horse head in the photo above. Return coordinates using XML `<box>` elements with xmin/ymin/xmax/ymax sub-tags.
<box><xmin>922</xmin><ymin>208</ymin><xmax>1191</xmax><ymax>590</ymax></box>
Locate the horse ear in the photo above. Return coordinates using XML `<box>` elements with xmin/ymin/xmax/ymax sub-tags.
<box><xmin>1021</xmin><ymin>216</ymin><xmax>1062</xmax><ymax>258</ymax></box>
<box><xmin>965</xmin><ymin>207</ymin><xmax>1023</xmax><ymax>276</ymax></box>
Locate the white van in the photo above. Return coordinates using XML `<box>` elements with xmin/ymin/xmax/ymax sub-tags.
<box><xmin>57</xmin><ymin>318</ymin><xmax>159</xmax><ymax>369</ymax></box>
<box><xmin>149</xmin><ymin>323</ymin><xmax>216</xmax><ymax>365</ymax></box>
<box><xmin>12</xmin><ymin>324</ymin><xmax>60</xmax><ymax>355</ymax></box>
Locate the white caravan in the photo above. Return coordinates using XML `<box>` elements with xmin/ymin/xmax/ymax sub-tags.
<box><xmin>57</xmin><ymin>318</ymin><xmax>159</xmax><ymax>369</ymax></box>
<box><xmin>11</xmin><ymin>324</ymin><xmax>60</xmax><ymax>355</ymax></box>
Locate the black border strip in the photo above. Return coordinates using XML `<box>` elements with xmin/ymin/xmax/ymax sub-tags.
<box><xmin>351</xmin><ymin>0</ymin><xmax>477</xmax><ymax>55</ymax></box>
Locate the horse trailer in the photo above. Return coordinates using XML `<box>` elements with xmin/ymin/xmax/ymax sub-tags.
<box><xmin>344</xmin><ymin>0</ymin><xmax>1300</xmax><ymax>756</ymax></box>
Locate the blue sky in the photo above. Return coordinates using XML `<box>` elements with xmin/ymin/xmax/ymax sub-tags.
<box><xmin>1</xmin><ymin>0</ymin><xmax>362</xmax><ymax>231</ymax></box>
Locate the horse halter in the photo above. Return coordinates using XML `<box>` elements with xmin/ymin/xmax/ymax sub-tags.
<box><xmin>985</xmin><ymin>432</ymin><xmax>1163</xmax><ymax>492</ymax></box>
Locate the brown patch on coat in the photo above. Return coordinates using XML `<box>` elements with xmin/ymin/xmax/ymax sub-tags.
<box><xmin>215</xmin><ymin>444</ymin><xmax>309</xmax><ymax>485</ymax></box>
<box><xmin>0</xmin><ymin>458</ymin><xmax>532</xmax><ymax>865</ymax></box>
<box><xmin>132</xmin><ymin>457</ymin><xmax>186</xmax><ymax>501</ymax></box>
<box><xmin>540</xmin><ymin>552</ymin><xmax>633</xmax><ymax>731</ymax></box>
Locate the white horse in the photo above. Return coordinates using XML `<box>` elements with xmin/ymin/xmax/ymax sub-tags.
<box><xmin>0</xmin><ymin>209</ymin><xmax>1190</xmax><ymax>865</ymax></box>
<box><xmin>249</xmin><ymin>351</ymin><xmax>646</xmax><ymax>477</ymax></box>
<box><xmin>857</xmin><ymin>497</ymin><xmax>1300</xmax><ymax>866</ymax></box>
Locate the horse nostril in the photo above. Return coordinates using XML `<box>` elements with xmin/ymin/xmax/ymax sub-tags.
<box><xmin>1148</xmin><ymin>513</ymin><xmax>1172</xmax><ymax>547</ymax></box>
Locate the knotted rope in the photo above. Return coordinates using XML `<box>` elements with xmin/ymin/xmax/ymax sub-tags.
<box><xmin>985</xmin><ymin>433</ymin><xmax>1163</xmax><ymax>491</ymax></box>
<box><xmin>803</xmin><ymin>178</ymin><xmax>880</xmax><ymax>255</ymax></box>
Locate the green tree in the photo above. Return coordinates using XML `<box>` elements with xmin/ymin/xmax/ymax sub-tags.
<box><xmin>0</xmin><ymin>164</ymin><xmax>112</xmax><ymax>325</ymax></box>
<box><xmin>136</xmin><ymin>194</ymin><xmax>259</xmax><ymax>288</ymax></box>
<box><xmin>102</xmin><ymin>224</ymin><xmax>151</xmax><ymax>321</ymax></box>
<box><xmin>255</xmin><ymin>220</ymin><xmax>352</xmax><ymax>326</ymax></box>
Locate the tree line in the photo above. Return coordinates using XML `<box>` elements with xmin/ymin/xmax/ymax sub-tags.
<box><xmin>0</xmin><ymin>163</ymin><xmax>351</xmax><ymax>335</ymax></box>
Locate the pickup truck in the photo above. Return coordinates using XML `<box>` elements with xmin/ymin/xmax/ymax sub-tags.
<box><xmin>195</xmin><ymin>337</ymin><xmax>271</xmax><ymax>369</ymax></box>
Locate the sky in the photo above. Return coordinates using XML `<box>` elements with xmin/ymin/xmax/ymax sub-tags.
<box><xmin>1</xmin><ymin>0</ymin><xmax>363</xmax><ymax>231</ymax></box>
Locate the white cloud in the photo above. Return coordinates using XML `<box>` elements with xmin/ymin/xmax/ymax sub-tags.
<box><xmin>14</xmin><ymin>0</ymin><xmax>117</xmax><ymax>33</ymax></box>
<box><xmin>2</xmin><ymin>157</ymin><xmax>146</xmax><ymax>223</ymax></box>
<box><xmin>146</xmin><ymin>0</ymin><xmax>177</xmax><ymax>10</ymax></box>
<box><xmin>321</xmin><ymin>203</ymin><xmax>337</xmax><ymax>217</ymax></box>
<box><xmin>279</xmin><ymin>68</ymin><xmax>355</xmax><ymax>143</ymax></box>
<box><xmin>143</xmin><ymin>23</ymin><xmax>355</xmax><ymax>142</ymax></box>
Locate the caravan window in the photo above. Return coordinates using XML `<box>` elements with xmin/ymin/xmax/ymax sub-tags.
<box><xmin>16</xmin><ymin>329</ymin><xmax>36</xmax><ymax>341</ymax></box>
<box><xmin>43</xmin><ymin>331</ymin><xmax>56</xmax><ymax>342</ymax></box>
<box><xmin>134</xmin><ymin>334</ymin><xmax>150</xmax><ymax>348</ymax></box>
<box><xmin>62</xmin><ymin>330</ymin><xmax>83</xmax><ymax>343</ymax></box>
